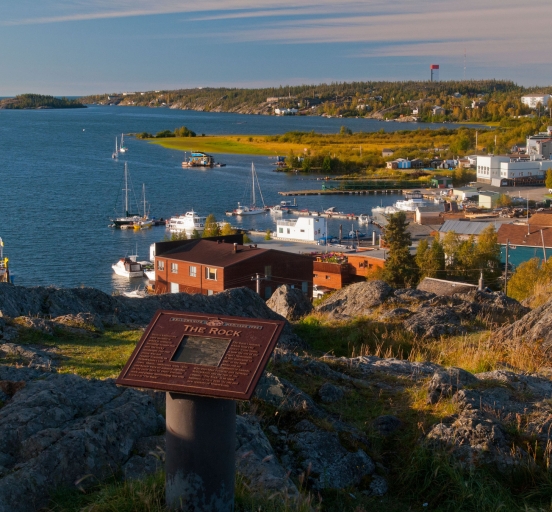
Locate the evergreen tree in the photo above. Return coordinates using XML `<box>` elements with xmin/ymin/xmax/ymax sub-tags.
<box><xmin>202</xmin><ymin>214</ymin><xmax>220</xmax><ymax>238</ymax></box>
<box><xmin>170</xmin><ymin>231</ymin><xmax>188</xmax><ymax>241</ymax></box>
<box><xmin>380</xmin><ymin>212</ymin><xmax>419</xmax><ymax>288</ymax></box>
<box><xmin>191</xmin><ymin>229</ymin><xmax>201</xmax><ymax>239</ymax></box>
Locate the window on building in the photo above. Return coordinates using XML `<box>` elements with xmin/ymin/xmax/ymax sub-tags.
<box><xmin>278</xmin><ymin>227</ymin><xmax>283</xmax><ymax>233</ymax></box>
<box><xmin>189</xmin><ymin>265</ymin><xmax>197</xmax><ymax>277</ymax></box>
<box><xmin>264</xmin><ymin>287</ymin><xmax>272</xmax><ymax>299</ymax></box>
<box><xmin>171</xmin><ymin>263</ymin><xmax>178</xmax><ymax>273</ymax></box>
<box><xmin>207</xmin><ymin>290</ymin><xmax>214</xmax><ymax>296</ymax></box>
<box><xmin>325</xmin><ymin>275</ymin><xmax>330</xmax><ymax>280</ymax></box>
<box><xmin>170</xmin><ymin>282</ymin><xmax>179</xmax><ymax>294</ymax></box>
<box><xmin>205</xmin><ymin>267</ymin><xmax>217</xmax><ymax>280</ymax></box>
<box><xmin>300</xmin><ymin>229</ymin><xmax>305</xmax><ymax>233</ymax></box>
<box><xmin>264</xmin><ymin>265</ymin><xmax>272</xmax><ymax>278</ymax></box>
<box><xmin>301</xmin><ymin>282</ymin><xmax>308</xmax><ymax>293</ymax></box>
<box><xmin>286</xmin><ymin>228</ymin><xmax>290</xmax><ymax>234</ymax></box>
<box><xmin>157</xmin><ymin>260</ymin><xmax>165</xmax><ymax>271</ymax></box>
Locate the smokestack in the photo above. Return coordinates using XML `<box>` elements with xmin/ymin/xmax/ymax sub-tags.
<box><xmin>233</xmin><ymin>243</ymin><xmax>238</xmax><ymax>253</ymax></box>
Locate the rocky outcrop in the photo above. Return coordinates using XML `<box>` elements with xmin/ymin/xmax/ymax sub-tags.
<box><xmin>0</xmin><ymin>284</ymin><xmax>305</xmax><ymax>350</ymax></box>
<box><xmin>315</xmin><ymin>281</ymin><xmax>393</xmax><ymax>318</ymax></box>
<box><xmin>266</xmin><ymin>285</ymin><xmax>313</xmax><ymax>320</ymax></box>
<box><xmin>495</xmin><ymin>295</ymin><xmax>552</xmax><ymax>353</ymax></box>
<box><xmin>315</xmin><ymin>282</ymin><xmax>529</xmax><ymax>338</ymax></box>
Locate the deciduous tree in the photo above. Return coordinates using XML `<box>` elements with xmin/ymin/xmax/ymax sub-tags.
<box><xmin>202</xmin><ymin>214</ymin><xmax>220</xmax><ymax>238</ymax></box>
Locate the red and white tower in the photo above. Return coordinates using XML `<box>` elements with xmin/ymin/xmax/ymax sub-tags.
<box><xmin>430</xmin><ymin>64</ymin><xmax>439</xmax><ymax>82</ymax></box>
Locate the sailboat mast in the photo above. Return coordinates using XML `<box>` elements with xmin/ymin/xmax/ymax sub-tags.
<box><xmin>251</xmin><ymin>163</ymin><xmax>256</xmax><ymax>206</ymax></box>
<box><xmin>142</xmin><ymin>184</ymin><xmax>147</xmax><ymax>218</ymax></box>
<box><xmin>124</xmin><ymin>162</ymin><xmax>129</xmax><ymax>216</ymax></box>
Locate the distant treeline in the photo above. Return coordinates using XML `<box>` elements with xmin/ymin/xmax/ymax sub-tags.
<box><xmin>79</xmin><ymin>79</ymin><xmax>548</xmax><ymax>122</ymax></box>
<box><xmin>136</xmin><ymin>126</ymin><xmax>197</xmax><ymax>139</ymax></box>
<box><xmin>0</xmin><ymin>94</ymin><xmax>85</xmax><ymax>109</ymax></box>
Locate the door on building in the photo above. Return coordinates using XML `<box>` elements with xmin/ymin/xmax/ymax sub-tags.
<box><xmin>170</xmin><ymin>282</ymin><xmax>179</xmax><ymax>294</ymax></box>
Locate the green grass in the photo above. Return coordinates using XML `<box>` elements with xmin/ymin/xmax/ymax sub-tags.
<box><xmin>13</xmin><ymin>325</ymin><xmax>142</xmax><ymax>379</ymax></box>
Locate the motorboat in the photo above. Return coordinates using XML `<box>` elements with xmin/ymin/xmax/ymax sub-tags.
<box><xmin>233</xmin><ymin>163</ymin><xmax>267</xmax><ymax>215</ymax></box>
<box><xmin>168</xmin><ymin>210</ymin><xmax>206</xmax><ymax>236</ymax></box>
<box><xmin>358</xmin><ymin>214</ymin><xmax>371</xmax><ymax>224</ymax></box>
<box><xmin>182</xmin><ymin>152</ymin><xmax>215</xmax><ymax>168</ymax></box>
<box><xmin>112</xmin><ymin>256</ymin><xmax>144</xmax><ymax>278</ymax></box>
<box><xmin>280</xmin><ymin>199</ymin><xmax>298</xmax><ymax>209</ymax></box>
<box><xmin>112</xmin><ymin>137</ymin><xmax>118</xmax><ymax>159</ymax></box>
<box><xmin>269</xmin><ymin>205</ymin><xmax>289</xmax><ymax>214</ymax></box>
<box><xmin>324</xmin><ymin>207</ymin><xmax>344</xmax><ymax>215</ymax></box>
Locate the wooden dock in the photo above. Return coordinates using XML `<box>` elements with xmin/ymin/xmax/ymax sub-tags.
<box><xmin>279</xmin><ymin>189</ymin><xmax>402</xmax><ymax>196</ymax></box>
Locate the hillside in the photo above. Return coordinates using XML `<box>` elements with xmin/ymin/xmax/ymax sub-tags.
<box><xmin>79</xmin><ymin>79</ymin><xmax>547</xmax><ymax>122</ymax></box>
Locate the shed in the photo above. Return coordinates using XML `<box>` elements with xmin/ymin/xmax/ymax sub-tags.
<box><xmin>439</xmin><ymin>220</ymin><xmax>498</xmax><ymax>240</ymax></box>
<box><xmin>478</xmin><ymin>191</ymin><xmax>500</xmax><ymax>209</ymax></box>
<box><xmin>382</xmin><ymin>148</ymin><xmax>394</xmax><ymax>157</ymax></box>
<box><xmin>430</xmin><ymin>175</ymin><xmax>453</xmax><ymax>188</ymax></box>
<box><xmin>415</xmin><ymin>205</ymin><xmax>444</xmax><ymax>225</ymax></box>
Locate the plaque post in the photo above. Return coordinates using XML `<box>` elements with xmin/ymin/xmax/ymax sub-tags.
<box><xmin>166</xmin><ymin>393</ymin><xmax>236</xmax><ymax>512</ymax></box>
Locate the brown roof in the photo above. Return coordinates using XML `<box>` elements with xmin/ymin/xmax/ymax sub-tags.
<box><xmin>497</xmin><ymin>224</ymin><xmax>552</xmax><ymax>248</ymax></box>
<box><xmin>163</xmin><ymin>240</ymin><xmax>268</xmax><ymax>267</ymax></box>
<box><xmin>528</xmin><ymin>212</ymin><xmax>552</xmax><ymax>226</ymax></box>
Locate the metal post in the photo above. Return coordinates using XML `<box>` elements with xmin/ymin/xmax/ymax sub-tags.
<box><xmin>505</xmin><ymin>239</ymin><xmax>509</xmax><ymax>295</ymax></box>
<box><xmin>541</xmin><ymin>229</ymin><xmax>547</xmax><ymax>262</ymax></box>
<box><xmin>478</xmin><ymin>271</ymin><xmax>484</xmax><ymax>291</ymax></box>
<box><xmin>166</xmin><ymin>393</ymin><xmax>236</xmax><ymax>512</ymax></box>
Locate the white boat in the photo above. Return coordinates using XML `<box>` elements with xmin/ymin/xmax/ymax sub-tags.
<box><xmin>324</xmin><ymin>207</ymin><xmax>344</xmax><ymax>215</ymax></box>
<box><xmin>234</xmin><ymin>163</ymin><xmax>267</xmax><ymax>215</ymax></box>
<box><xmin>168</xmin><ymin>210</ymin><xmax>206</xmax><ymax>236</ymax></box>
<box><xmin>112</xmin><ymin>137</ymin><xmax>118</xmax><ymax>159</ymax></box>
<box><xmin>119</xmin><ymin>133</ymin><xmax>128</xmax><ymax>153</ymax></box>
<box><xmin>144</xmin><ymin>269</ymin><xmax>156</xmax><ymax>281</ymax></box>
<box><xmin>269</xmin><ymin>205</ymin><xmax>289</xmax><ymax>214</ymax></box>
<box><xmin>358</xmin><ymin>214</ymin><xmax>370</xmax><ymax>224</ymax></box>
<box><xmin>112</xmin><ymin>256</ymin><xmax>144</xmax><ymax>278</ymax></box>
<box><xmin>111</xmin><ymin>163</ymin><xmax>152</xmax><ymax>228</ymax></box>
<box><xmin>0</xmin><ymin>238</ymin><xmax>9</xmax><ymax>283</ymax></box>
<box><xmin>393</xmin><ymin>199</ymin><xmax>430</xmax><ymax>211</ymax></box>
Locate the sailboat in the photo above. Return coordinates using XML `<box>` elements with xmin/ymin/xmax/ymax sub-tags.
<box><xmin>112</xmin><ymin>137</ymin><xmax>119</xmax><ymax>159</ymax></box>
<box><xmin>119</xmin><ymin>133</ymin><xmax>128</xmax><ymax>153</ymax></box>
<box><xmin>133</xmin><ymin>184</ymin><xmax>153</xmax><ymax>230</ymax></box>
<box><xmin>110</xmin><ymin>163</ymin><xmax>151</xmax><ymax>228</ymax></box>
<box><xmin>234</xmin><ymin>163</ymin><xmax>267</xmax><ymax>215</ymax></box>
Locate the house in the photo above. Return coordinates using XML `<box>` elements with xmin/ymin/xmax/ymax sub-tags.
<box><xmin>430</xmin><ymin>175</ymin><xmax>453</xmax><ymax>188</ymax></box>
<box><xmin>478</xmin><ymin>191</ymin><xmax>500</xmax><ymax>209</ymax></box>
<box><xmin>386</xmin><ymin>158</ymin><xmax>411</xmax><ymax>169</ymax></box>
<box><xmin>528</xmin><ymin>213</ymin><xmax>552</xmax><ymax>226</ymax></box>
<box><xmin>276</xmin><ymin>217</ymin><xmax>326</xmax><ymax>242</ymax></box>
<box><xmin>432</xmin><ymin>106</ymin><xmax>445</xmax><ymax>116</ymax></box>
<box><xmin>410</xmin><ymin>158</ymin><xmax>425</xmax><ymax>169</ymax></box>
<box><xmin>521</xmin><ymin>94</ymin><xmax>551</xmax><ymax>109</ymax></box>
<box><xmin>497</xmin><ymin>224</ymin><xmax>552</xmax><ymax>267</ymax></box>
<box><xmin>417</xmin><ymin>277</ymin><xmax>478</xmax><ymax>296</ymax></box>
<box><xmin>415</xmin><ymin>205</ymin><xmax>444</xmax><ymax>225</ymax></box>
<box><xmin>439</xmin><ymin>220</ymin><xmax>499</xmax><ymax>240</ymax></box>
<box><xmin>458</xmin><ymin>159</ymin><xmax>472</xmax><ymax>169</ymax></box>
<box><xmin>451</xmin><ymin>187</ymin><xmax>479</xmax><ymax>201</ymax></box>
<box><xmin>313</xmin><ymin>250</ymin><xmax>386</xmax><ymax>290</ymax></box>
<box><xmin>412</xmin><ymin>108</ymin><xmax>419</xmax><ymax>115</ymax></box>
<box><xmin>382</xmin><ymin>148</ymin><xmax>394</xmax><ymax>157</ymax></box>
<box><xmin>153</xmin><ymin>238</ymin><xmax>313</xmax><ymax>299</ymax></box>
<box><xmin>471</xmin><ymin>100</ymin><xmax>487</xmax><ymax>109</ymax></box>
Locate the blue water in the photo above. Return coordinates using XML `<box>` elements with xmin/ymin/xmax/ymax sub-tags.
<box><xmin>0</xmin><ymin>106</ymin><xmax>463</xmax><ymax>293</ymax></box>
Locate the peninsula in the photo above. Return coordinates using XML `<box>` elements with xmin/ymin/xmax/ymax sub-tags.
<box><xmin>0</xmin><ymin>94</ymin><xmax>86</xmax><ymax>109</ymax></box>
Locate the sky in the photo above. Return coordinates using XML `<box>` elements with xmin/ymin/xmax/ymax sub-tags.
<box><xmin>1</xmin><ymin>0</ymin><xmax>550</xmax><ymax>95</ymax></box>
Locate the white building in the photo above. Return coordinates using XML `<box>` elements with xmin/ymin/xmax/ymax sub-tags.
<box><xmin>527</xmin><ymin>129</ymin><xmax>552</xmax><ymax>155</ymax></box>
<box><xmin>476</xmin><ymin>155</ymin><xmax>510</xmax><ymax>184</ymax></box>
<box><xmin>521</xmin><ymin>94</ymin><xmax>551</xmax><ymax>109</ymax></box>
<box><xmin>276</xmin><ymin>217</ymin><xmax>327</xmax><ymax>242</ymax></box>
<box><xmin>477</xmin><ymin>155</ymin><xmax>552</xmax><ymax>186</ymax></box>
<box><xmin>274</xmin><ymin>108</ymin><xmax>298</xmax><ymax>116</ymax></box>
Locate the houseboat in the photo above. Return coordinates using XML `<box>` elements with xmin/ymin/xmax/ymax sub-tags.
<box><xmin>276</xmin><ymin>216</ymin><xmax>327</xmax><ymax>243</ymax></box>
<box><xmin>182</xmin><ymin>152</ymin><xmax>215</xmax><ymax>168</ymax></box>
<box><xmin>168</xmin><ymin>210</ymin><xmax>206</xmax><ymax>236</ymax></box>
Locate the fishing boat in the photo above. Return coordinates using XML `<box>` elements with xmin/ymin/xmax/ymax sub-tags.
<box><xmin>233</xmin><ymin>163</ymin><xmax>267</xmax><ymax>215</ymax></box>
<box><xmin>0</xmin><ymin>238</ymin><xmax>9</xmax><ymax>283</ymax></box>
<box><xmin>112</xmin><ymin>137</ymin><xmax>118</xmax><ymax>159</ymax></box>
<box><xmin>112</xmin><ymin>256</ymin><xmax>144</xmax><ymax>278</ymax></box>
<box><xmin>110</xmin><ymin>163</ymin><xmax>152</xmax><ymax>228</ymax></box>
<box><xmin>119</xmin><ymin>133</ymin><xmax>128</xmax><ymax>153</ymax></box>
<box><xmin>168</xmin><ymin>210</ymin><xmax>206</xmax><ymax>236</ymax></box>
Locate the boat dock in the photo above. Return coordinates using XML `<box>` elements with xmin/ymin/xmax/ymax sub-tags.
<box><xmin>288</xmin><ymin>210</ymin><xmax>359</xmax><ymax>220</ymax></box>
<box><xmin>279</xmin><ymin>189</ymin><xmax>402</xmax><ymax>196</ymax></box>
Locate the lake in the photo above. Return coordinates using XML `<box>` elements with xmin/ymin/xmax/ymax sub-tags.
<box><xmin>0</xmin><ymin>106</ymin><xmax>459</xmax><ymax>293</ymax></box>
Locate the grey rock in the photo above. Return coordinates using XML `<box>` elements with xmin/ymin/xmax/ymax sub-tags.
<box><xmin>372</xmin><ymin>415</ymin><xmax>402</xmax><ymax>437</ymax></box>
<box><xmin>0</xmin><ymin>367</ymin><xmax>162</xmax><ymax>512</ymax></box>
<box><xmin>53</xmin><ymin>312</ymin><xmax>105</xmax><ymax>333</ymax></box>
<box><xmin>368</xmin><ymin>475</ymin><xmax>388</xmax><ymax>496</ymax></box>
<box><xmin>0</xmin><ymin>327</ymin><xmax>18</xmax><ymax>342</ymax></box>
<box><xmin>318</xmin><ymin>382</ymin><xmax>344</xmax><ymax>403</ymax></box>
<box><xmin>290</xmin><ymin>427</ymin><xmax>375</xmax><ymax>490</ymax></box>
<box><xmin>294</xmin><ymin>419</ymin><xmax>318</xmax><ymax>432</ymax></box>
<box><xmin>378</xmin><ymin>307</ymin><xmax>412</xmax><ymax>320</ymax></box>
<box><xmin>266</xmin><ymin>284</ymin><xmax>313</xmax><ymax>321</ymax></box>
<box><xmin>403</xmin><ymin>306</ymin><xmax>466</xmax><ymax>339</ymax></box>
<box><xmin>315</xmin><ymin>281</ymin><xmax>393</xmax><ymax>318</ymax></box>
<box><xmin>0</xmin><ymin>343</ymin><xmax>56</xmax><ymax>370</ymax></box>
<box><xmin>235</xmin><ymin>415</ymin><xmax>298</xmax><ymax>497</ymax></box>
<box><xmin>427</xmin><ymin>367</ymin><xmax>478</xmax><ymax>404</ymax></box>
<box><xmin>123</xmin><ymin>435</ymin><xmax>165</xmax><ymax>481</ymax></box>
<box><xmin>13</xmin><ymin>316</ymin><xmax>54</xmax><ymax>335</ymax></box>
<box><xmin>394</xmin><ymin>288</ymin><xmax>436</xmax><ymax>302</ymax></box>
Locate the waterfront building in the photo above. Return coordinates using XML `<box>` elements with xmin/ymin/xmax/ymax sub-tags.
<box><xmin>276</xmin><ymin>217</ymin><xmax>326</xmax><ymax>242</ymax></box>
<box><xmin>476</xmin><ymin>155</ymin><xmax>552</xmax><ymax>186</ymax></box>
<box><xmin>153</xmin><ymin>238</ymin><xmax>312</xmax><ymax>299</ymax></box>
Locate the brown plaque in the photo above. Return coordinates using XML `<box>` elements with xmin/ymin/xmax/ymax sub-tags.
<box><xmin>116</xmin><ymin>311</ymin><xmax>285</xmax><ymax>400</ymax></box>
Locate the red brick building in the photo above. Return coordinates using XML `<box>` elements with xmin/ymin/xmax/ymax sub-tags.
<box><xmin>154</xmin><ymin>239</ymin><xmax>313</xmax><ymax>299</ymax></box>
<box><xmin>313</xmin><ymin>252</ymin><xmax>385</xmax><ymax>290</ymax></box>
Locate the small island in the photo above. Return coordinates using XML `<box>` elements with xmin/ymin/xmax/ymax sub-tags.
<box><xmin>0</xmin><ymin>94</ymin><xmax>86</xmax><ymax>109</ymax></box>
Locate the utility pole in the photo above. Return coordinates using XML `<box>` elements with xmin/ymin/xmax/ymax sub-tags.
<box><xmin>504</xmin><ymin>239</ymin><xmax>509</xmax><ymax>295</ymax></box>
<box><xmin>541</xmin><ymin>229</ymin><xmax>547</xmax><ymax>262</ymax></box>
<box><xmin>251</xmin><ymin>274</ymin><xmax>265</xmax><ymax>295</ymax></box>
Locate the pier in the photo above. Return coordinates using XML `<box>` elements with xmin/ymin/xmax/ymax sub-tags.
<box><xmin>279</xmin><ymin>189</ymin><xmax>402</xmax><ymax>196</ymax></box>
